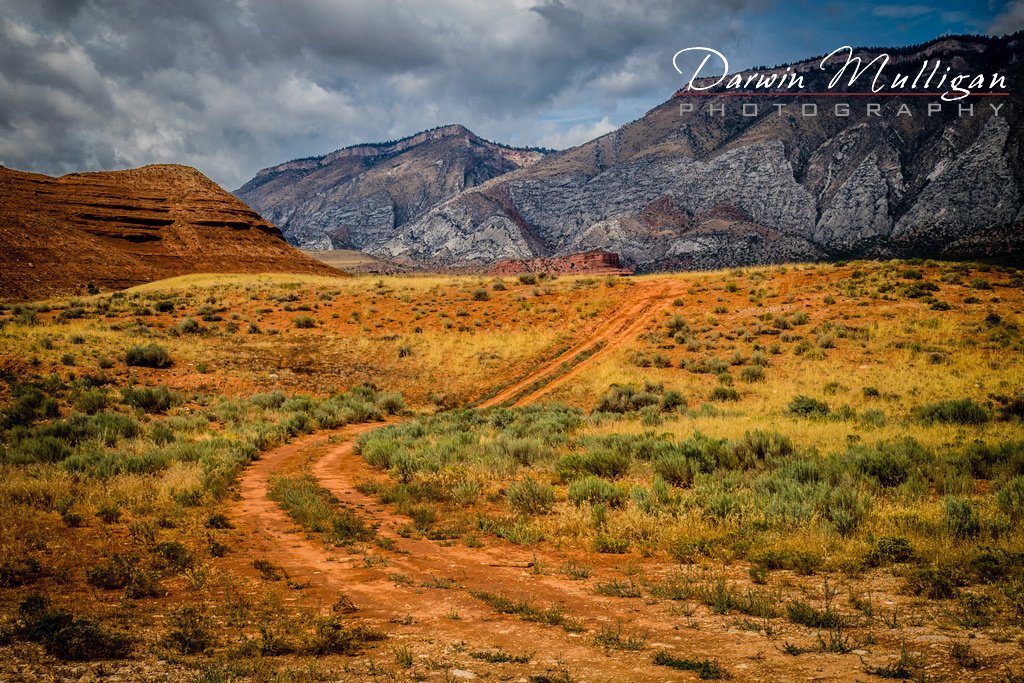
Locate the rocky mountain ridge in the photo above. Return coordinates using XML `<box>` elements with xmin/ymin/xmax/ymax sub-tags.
<box><xmin>319</xmin><ymin>33</ymin><xmax>1022</xmax><ymax>271</ymax></box>
<box><xmin>235</xmin><ymin>124</ymin><xmax>550</xmax><ymax>251</ymax></box>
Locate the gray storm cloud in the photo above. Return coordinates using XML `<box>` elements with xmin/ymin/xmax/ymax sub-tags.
<box><xmin>3</xmin><ymin>0</ymin><xmax>1011</xmax><ymax>189</ymax></box>
<box><xmin>0</xmin><ymin>0</ymin><xmax>760</xmax><ymax>187</ymax></box>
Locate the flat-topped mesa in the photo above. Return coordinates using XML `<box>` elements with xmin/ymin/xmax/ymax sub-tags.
<box><xmin>492</xmin><ymin>250</ymin><xmax>634</xmax><ymax>276</ymax></box>
<box><xmin>0</xmin><ymin>164</ymin><xmax>340</xmax><ymax>301</ymax></box>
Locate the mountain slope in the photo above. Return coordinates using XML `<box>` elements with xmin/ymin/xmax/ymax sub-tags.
<box><xmin>0</xmin><ymin>164</ymin><xmax>340</xmax><ymax>301</ymax></box>
<box><xmin>368</xmin><ymin>33</ymin><xmax>1023</xmax><ymax>271</ymax></box>
<box><xmin>235</xmin><ymin>124</ymin><xmax>549</xmax><ymax>251</ymax></box>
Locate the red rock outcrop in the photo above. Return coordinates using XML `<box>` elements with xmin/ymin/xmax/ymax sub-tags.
<box><xmin>0</xmin><ymin>164</ymin><xmax>342</xmax><ymax>301</ymax></box>
<box><xmin>491</xmin><ymin>250</ymin><xmax>633</xmax><ymax>276</ymax></box>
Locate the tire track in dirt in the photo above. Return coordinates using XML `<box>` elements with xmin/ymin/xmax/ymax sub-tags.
<box><xmin>231</xmin><ymin>420</ymin><xmax>823</xmax><ymax>681</ymax></box>
<box><xmin>230</xmin><ymin>425</ymin><xmax>678</xmax><ymax>680</ymax></box>
<box><xmin>230</xmin><ymin>277</ymin><xmax>872</xmax><ymax>680</ymax></box>
<box><xmin>478</xmin><ymin>279</ymin><xmax>677</xmax><ymax>409</ymax></box>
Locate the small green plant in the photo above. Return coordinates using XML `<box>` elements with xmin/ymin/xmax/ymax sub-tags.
<box><xmin>252</xmin><ymin>559</ymin><xmax>284</xmax><ymax>581</ymax></box>
<box><xmin>176</xmin><ymin>317</ymin><xmax>202</xmax><ymax>334</ymax></box>
<box><xmin>470</xmin><ymin>649</ymin><xmax>531</xmax><ymax>664</ymax></box>
<box><xmin>710</xmin><ymin>386</ymin><xmax>739</xmax><ymax>402</ymax></box>
<box><xmin>594</xmin><ymin>578</ymin><xmax>641</xmax><ymax>598</ymax></box>
<box><xmin>75</xmin><ymin>389</ymin><xmax>108</xmax><ymax>414</ymax></box>
<box><xmin>593</xmin><ymin>621</ymin><xmax>647</xmax><ymax>650</ymax></box>
<box><xmin>652</xmin><ymin>650</ymin><xmax>729</xmax><ymax>679</ymax></box>
<box><xmin>120</xmin><ymin>384</ymin><xmax>183</xmax><ymax>413</ymax></box>
<box><xmin>507</xmin><ymin>476</ymin><xmax>556</xmax><ymax>515</ymax></box>
<box><xmin>125</xmin><ymin>344</ymin><xmax>172</xmax><ymax>368</ymax></box>
<box><xmin>913</xmin><ymin>398</ymin><xmax>989</xmax><ymax>425</ymax></box>
<box><xmin>559</xmin><ymin>561</ymin><xmax>592</xmax><ymax>580</ymax></box>
<box><xmin>787</xmin><ymin>395</ymin><xmax>830</xmax><ymax>417</ymax></box>
<box><xmin>950</xmin><ymin>641</ymin><xmax>980</xmax><ymax>669</ymax></box>
<box><xmin>740</xmin><ymin>365</ymin><xmax>765</xmax><ymax>382</ymax></box>
<box><xmin>164</xmin><ymin>606</ymin><xmax>213</xmax><ymax>654</ymax></box>
<box><xmin>862</xmin><ymin>647</ymin><xmax>922</xmax><ymax>679</ymax></box>
<box><xmin>18</xmin><ymin>596</ymin><xmax>132</xmax><ymax>661</ymax></box>
<box><xmin>942</xmin><ymin>497</ymin><xmax>980</xmax><ymax>539</ymax></box>
<box><xmin>394</xmin><ymin>645</ymin><xmax>414</xmax><ymax>668</ymax></box>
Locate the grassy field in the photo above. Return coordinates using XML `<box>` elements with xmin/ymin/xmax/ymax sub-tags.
<box><xmin>300</xmin><ymin>248</ymin><xmax>391</xmax><ymax>272</ymax></box>
<box><xmin>1</xmin><ymin>260</ymin><xmax>1023</xmax><ymax>680</ymax></box>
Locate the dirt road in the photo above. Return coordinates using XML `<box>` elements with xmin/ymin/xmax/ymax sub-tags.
<box><xmin>228</xmin><ymin>278</ymin><xmax>913</xmax><ymax>681</ymax></box>
<box><xmin>478</xmin><ymin>279</ymin><xmax>676</xmax><ymax>408</ymax></box>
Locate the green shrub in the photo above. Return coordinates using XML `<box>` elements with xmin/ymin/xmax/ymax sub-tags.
<box><xmin>164</xmin><ymin>606</ymin><xmax>212</xmax><ymax>654</ymax></box>
<box><xmin>1</xmin><ymin>388</ymin><xmax>60</xmax><ymax>428</ymax></box>
<box><xmin>998</xmin><ymin>393</ymin><xmax>1024</xmax><ymax>421</ymax></box>
<box><xmin>176</xmin><ymin>317</ymin><xmax>202</xmax><ymax>334</ymax></box>
<box><xmin>472</xmin><ymin>288</ymin><xmax>490</xmax><ymax>301</ymax></box>
<box><xmin>294</xmin><ymin>315</ymin><xmax>317</xmax><ymax>329</ymax></box>
<box><xmin>268</xmin><ymin>474</ymin><xmax>373</xmax><ymax>544</ymax></box>
<box><xmin>124</xmin><ymin>567</ymin><xmax>165</xmax><ymax>598</ymax></box>
<box><xmin>301</xmin><ymin>616</ymin><xmax>385</xmax><ymax>655</ymax></box>
<box><xmin>75</xmin><ymin>389</ymin><xmax>108</xmax><ymax>415</ymax></box>
<box><xmin>125</xmin><ymin>344</ymin><xmax>172</xmax><ymax>368</ymax></box>
<box><xmin>752</xmin><ymin>549</ymin><xmax>822</xmax><ymax>575</ymax></box>
<box><xmin>691</xmin><ymin>357</ymin><xmax>730</xmax><ymax>374</ymax></box>
<box><xmin>653</xmin><ymin>651</ymin><xmax>728</xmax><ymax>679</ymax></box>
<box><xmin>557</xmin><ymin>450</ymin><xmax>630</xmax><ymax>480</ymax></box>
<box><xmin>865</xmin><ymin>536</ymin><xmax>915</xmax><ymax>566</ymax></box>
<box><xmin>969</xmin><ymin>278</ymin><xmax>992</xmax><ymax>290</ymax></box>
<box><xmin>942</xmin><ymin>497</ymin><xmax>980</xmax><ymax>539</ymax></box>
<box><xmin>120</xmin><ymin>385</ymin><xmax>183</xmax><ymax>413</ymax></box>
<box><xmin>824</xmin><ymin>486</ymin><xmax>871</xmax><ymax>535</ymax></box>
<box><xmin>96</xmin><ymin>503</ymin><xmax>121</xmax><ymax>524</ymax></box>
<box><xmin>913</xmin><ymin>399</ymin><xmax>989</xmax><ymax>425</ymax></box>
<box><xmin>854</xmin><ymin>444</ymin><xmax>913</xmax><ymax>487</ymax></box>
<box><xmin>904</xmin><ymin>563</ymin><xmax>966</xmax><ymax>599</ymax></box>
<box><xmin>0</xmin><ymin>557</ymin><xmax>45</xmax><ymax>588</ymax></box>
<box><xmin>996</xmin><ymin>476</ymin><xmax>1024</xmax><ymax>521</ymax></box>
<box><xmin>660</xmin><ymin>390</ymin><xmax>686</xmax><ymax>412</ymax></box>
<box><xmin>593</xmin><ymin>383</ymin><xmax>661</xmax><ymax>414</ymax></box>
<box><xmin>87</xmin><ymin>412</ymin><xmax>142</xmax><ymax>445</ymax></box>
<box><xmin>787</xmin><ymin>395</ymin><xmax>830</xmax><ymax>418</ymax></box>
<box><xmin>594</xmin><ymin>535</ymin><xmax>629</xmax><ymax>554</ymax></box>
<box><xmin>568</xmin><ymin>476</ymin><xmax>627</xmax><ymax>508</ymax></box>
<box><xmin>740</xmin><ymin>365</ymin><xmax>765</xmax><ymax>382</ymax></box>
<box><xmin>506</xmin><ymin>476</ymin><xmax>555</xmax><ymax>515</ymax></box>
<box><xmin>153</xmin><ymin>541</ymin><xmax>193</xmax><ymax>572</ymax></box>
<box><xmin>376</xmin><ymin>392</ymin><xmax>406</xmax><ymax>415</ymax></box>
<box><xmin>6</xmin><ymin>436</ymin><xmax>72</xmax><ymax>464</ymax></box>
<box><xmin>786</xmin><ymin>599</ymin><xmax>842</xmax><ymax>628</ymax></box>
<box><xmin>20</xmin><ymin>596</ymin><xmax>132</xmax><ymax>661</ymax></box>
<box><xmin>86</xmin><ymin>553</ymin><xmax>137</xmax><ymax>590</ymax></box>
<box><xmin>653</xmin><ymin>452</ymin><xmax>693</xmax><ymax>487</ymax></box>
<box><xmin>150</xmin><ymin>421</ymin><xmax>175</xmax><ymax>445</ymax></box>
<box><xmin>733</xmin><ymin>430</ymin><xmax>793</xmax><ymax>467</ymax></box>
<box><xmin>709</xmin><ymin>386</ymin><xmax>739</xmax><ymax>402</ymax></box>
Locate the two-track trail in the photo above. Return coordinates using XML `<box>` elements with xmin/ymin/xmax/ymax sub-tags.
<box><xmin>478</xmin><ymin>279</ymin><xmax>676</xmax><ymax>408</ymax></box>
<box><xmin>227</xmin><ymin>278</ymin><xmax>857</xmax><ymax>681</ymax></box>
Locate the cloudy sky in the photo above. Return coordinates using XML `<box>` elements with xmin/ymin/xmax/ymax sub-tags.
<box><xmin>0</xmin><ymin>0</ymin><xmax>1021</xmax><ymax>189</ymax></box>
